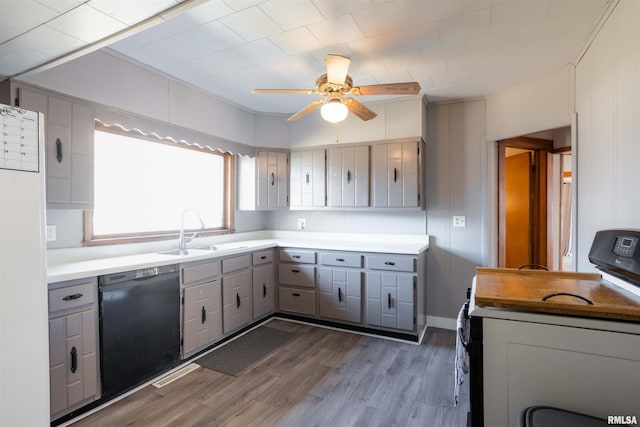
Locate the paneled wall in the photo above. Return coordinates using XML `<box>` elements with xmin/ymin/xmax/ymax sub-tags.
<box><xmin>426</xmin><ymin>99</ymin><xmax>487</xmax><ymax>320</ymax></box>
<box><xmin>575</xmin><ymin>0</ymin><xmax>640</xmax><ymax>271</ymax></box>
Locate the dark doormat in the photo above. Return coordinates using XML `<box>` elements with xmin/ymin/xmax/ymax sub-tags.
<box><xmin>196</xmin><ymin>326</ymin><xmax>295</xmax><ymax>376</ymax></box>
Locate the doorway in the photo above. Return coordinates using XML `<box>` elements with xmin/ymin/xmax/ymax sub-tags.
<box><xmin>498</xmin><ymin>137</ymin><xmax>550</xmax><ymax>268</ymax></box>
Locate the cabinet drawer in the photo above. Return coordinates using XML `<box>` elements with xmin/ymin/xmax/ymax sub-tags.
<box><xmin>48</xmin><ymin>280</ymin><xmax>96</xmax><ymax>314</ymax></box>
<box><xmin>182</xmin><ymin>260</ymin><xmax>220</xmax><ymax>286</ymax></box>
<box><xmin>279</xmin><ymin>264</ymin><xmax>315</xmax><ymax>288</ymax></box>
<box><xmin>222</xmin><ymin>254</ymin><xmax>251</xmax><ymax>274</ymax></box>
<box><xmin>253</xmin><ymin>250</ymin><xmax>274</xmax><ymax>266</ymax></box>
<box><xmin>319</xmin><ymin>252</ymin><xmax>362</xmax><ymax>268</ymax></box>
<box><xmin>367</xmin><ymin>254</ymin><xmax>416</xmax><ymax>272</ymax></box>
<box><xmin>279</xmin><ymin>287</ymin><xmax>315</xmax><ymax>316</ymax></box>
<box><xmin>279</xmin><ymin>248</ymin><xmax>316</xmax><ymax>264</ymax></box>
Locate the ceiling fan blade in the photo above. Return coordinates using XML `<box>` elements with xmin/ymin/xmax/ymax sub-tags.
<box><xmin>252</xmin><ymin>88</ymin><xmax>317</xmax><ymax>95</ymax></box>
<box><xmin>287</xmin><ymin>99</ymin><xmax>325</xmax><ymax>121</ymax></box>
<box><xmin>352</xmin><ymin>82</ymin><xmax>421</xmax><ymax>96</ymax></box>
<box><xmin>343</xmin><ymin>98</ymin><xmax>377</xmax><ymax>121</ymax></box>
<box><xmin>326</xmin><ymin>54</ymin><xmax>351</xmax><ymax>85</ymax></box>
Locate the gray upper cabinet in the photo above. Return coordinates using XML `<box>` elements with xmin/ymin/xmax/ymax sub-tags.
<box><xmin>327</xmin><ymin>145</ymin><xmax>369</xmax><ymax>207</ymax></box>
<box><xmin>0</xmin><ymin>81</ymin><xmax>94</xmax><ymax>209</ymax></box>
<box><xmin>371</xmin><ymin>139</ymin><xmax>422</xmax><ymax>208</ymax></box>
<box><xmin>257</xmin><ymin>150</ymin><xmax>288</xmax><ymax>210</ymax></box>
<box><xmin>290</xmin><ymin>148</ymin><xmax>326</xmax><ymax>208</ymax></box>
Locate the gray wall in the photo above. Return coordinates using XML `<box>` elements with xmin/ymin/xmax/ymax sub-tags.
<box><xmin>426</xmin><ymin>99</ymin><xmax>487</xmax><ymax>319</ymax></box>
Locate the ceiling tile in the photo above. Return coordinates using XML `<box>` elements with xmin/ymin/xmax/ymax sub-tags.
<box><xmin>351</xmin><ymin>0</ymin><xmax>411</xmax><ymax>37</ymax></box>
<box><xmin>46</xmin><ymin>4</ymin><xmax>127</xmax><ymax>43</ymax></box>
<box><xmin>437</xmin><ymin>9</ymin><xmax>490</xmax><ymax>42</ymax></box>
<box><xmin>110</xmin><ymin>14</ymin><xmax>197</xmax><ymax>53</ymax></box>
<box><xmin>0</xmin><ymin>0</ymin><xmax>59</xmax><ymax>39</ymax></box>
<box><xmin>0</xmin><ymin>39</ymin><xmax>49</xmax><ymax>76</ymax></box>
<box><xmin>404</xmin><ymin>0</ymin><xmax>463</xmax><ymax>24</ymax></box>
<box><xmin>462</xmin><ymin>0</ymin><xmax>512</xmax><ymax>14</ymax></box>
<box><xmin>132</xmin><ymin>30</ymin><xmax>215</xmax><ymax>64</ymax></box>
<box><xmin>222</xmin><ymin>0</ymin><xmax>266</xmax><ymax>12</ymax></box>
<box><xmin>186</xmin><ymin>20</ymin><xmax>246</xmax><ymax>52</ymax></box>
<box><xmin>190</xmin><ymin>47</ymin><xmax>255</xmax><ymax>76</ymax></box>
<box><xmin>547</xmin><ymin>0</ymin><xmax>609</xmax><ymax>18</ymax></box>
<box><xmin>34</xmin><ymin>0</ymin><xmax>85</xmax><ymax>13</ymax></box>
<box><xmin>183</xmin><ymin>0</ymin><xmax>234</xmax><ymax>24</ymax></box>
<box><xmin>88</xmin><ymin>0</ymin><xmax>180</xmax><ymax>26</ymax></box>
<box><xmin>311</xmin><ymin>0</ymin><xmax>375</xmax><ymax>20</ymax></box>
<box><xmin>307</xmin><ymin>14</ymin><xmax>365</xmax><ymax>46</ymax></box>
<box><xmin>219</xmin><ymin>6</ymin><xmax>282</xmax><ymax>41</ymax></box>
<box><xmin>381</xmin><ymin>49</ymin><xmax>425</xmax><ymax>71</ymax></box>
<box><xmin>269</xmin><ymin>27</ymin><xmax>323</xmax><ymax>55</ymax></box>
<box><xmin>235</xmin><ymin>38</ymin><xmax>286</xmax><ymax>65</ymax></box>
<box><xmin>348</xmin><ymin>23</ymin><xmax>439</xmax><ymax>56</ymax></box>
<box><xmin>490</xmin><ymin>0</ymin><xmax>552</xmax><ymax>33</ymax></box>
<box><xmin>16</xmin><ymin>25</ymin><xmax>84</xmax><ymax>57</ymax></box>
<box><xmin>259</xmin><ymin>0</ymin><xmax>325</xmax><ymax>31</ymax></box>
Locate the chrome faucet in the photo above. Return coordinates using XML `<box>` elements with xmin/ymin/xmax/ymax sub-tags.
<box><xmin>179</xmin><ymin>209</ymin><xmax>205</xmax><ymax>250</ymax></box>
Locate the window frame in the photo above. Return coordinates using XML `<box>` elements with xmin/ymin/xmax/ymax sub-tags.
<box><xmin>83</xmin><ymin>123</ymin><xmax>235</xmax><ymax>246</ymax></box>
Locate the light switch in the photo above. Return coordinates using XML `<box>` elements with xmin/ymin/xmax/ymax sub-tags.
<box><xmin>297</xmin><ymin>218</ymin><xmax>306</xmax><ymax>230</ymax></box>
<box><xmin>453</xmin><ymin>216</ymin><xmax>466</xmax><ymax>228</ymax></box>
<box><xmin>46</xmin><ymin>225</ymin><xmax>57</xmax><ymax>241</ymax></box>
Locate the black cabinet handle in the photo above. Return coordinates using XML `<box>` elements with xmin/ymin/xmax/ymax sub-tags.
<box><xmin>55</xmin><ymin>138</ymin><xmax>63</xmax><ymax>163</ymax></box>
<box><xmin>260</xmin><ymin>255</ymin><xmax>267</xmax><ymax>260</ymax></box>
<box><xmin>336</xmin><ymin>258</ymin><xmax>345</xmax><ymax>262</ymax></box>
<box><xmin>384</xmin><ymin>261</ymin><xmax>396</xmax><ymax>266</ymax></box>
<box><xmin>70</xmin><ymin>346</ymin><xmax>78</xmax><ymax>374</ymax></box>
<box><xmin>263</xmin><ymin>284</ymin><xmax>267</xmax><ymax>298</ymax></box>
<box><xmin>62</xmin><ymin>293</ymin><xmax>83</xmax><ymax>301</ymax></box>
<box><xmin>201</xmin><ymin>306</ymin><xmax>206</xmax><ymax>324</ymax></box>
<box><xmin>236</xmin><ymin>293</ymin><xmax>240</xmax><ymax>309</ymax></box>
<box><xmin>542</xmin><ymin>292</ymin><xmax>593</xmax><ymax>305</ymax></box>
<box><xmin>306</xmin><ymin>172</ymin><xmax>310</xmax><ymax>185</ymax></box>
<box><xmin>271</xmin><ymin>172</ymin><xmax>275</xmax><ymax>186</ymax></box>
<box><xmin>347</xmin><ymin>170</ymin><xmax>352</xmax><ymax>183</ymax></box>
<box><xmin>393</xmin><ymin>167</ymin><xmax>398</xmax><ymax>183</ymax></box>
<box><xmin>338</xmin><ymin>287</ymin><xmax>343</xmax><ymax>302</ymax></box>
<box><xmin>292</xmin><ymin>255</ymin><xmax>301</xmax><ymax>259</ymax></box>
<box><xmin>291</xmin><ymin>269</ymin><xmax>300</xmax><ymax>273</ymax></box>
<box><xmin>292</xmin><ymin>293</ymin><xmax>301</xmax><ymax>297</ymax></box>
<box><xmin>388</xmin><ymin>293</ymin><xmax>392</xmax><ymax>310</ymax></box>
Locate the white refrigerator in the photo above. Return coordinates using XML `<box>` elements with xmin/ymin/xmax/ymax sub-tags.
<box><xmin>0</xmin><ymin>102</ymin><xmax>50</xmax><ymax>425</ymax></box>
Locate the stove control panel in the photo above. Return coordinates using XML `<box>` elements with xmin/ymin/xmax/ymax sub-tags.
<box><xmin>590</xmin><ymin>229</ymin><xmax>640</xmax><ymax>285</ymax></box>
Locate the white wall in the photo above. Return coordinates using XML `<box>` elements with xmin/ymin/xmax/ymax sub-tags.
<box><xmin>486</xmin><ymin>67</ymin><xmax>575</xmax><ymax>140</ymax></box>
<box><xmin>426</xmin><ymin>99</ymin><xmax>487</xmax><ymax>319</ymax></box>
<box><xmin>575</xmin><ymin>0</ymin><xmax>640</xmax><ymax>271</ymax></box>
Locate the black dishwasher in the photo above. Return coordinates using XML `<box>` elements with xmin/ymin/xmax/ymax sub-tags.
<box><xmin>99</xmin><ymin>265</ymin><xmax>180</xmax><ymax>399</ymax></box>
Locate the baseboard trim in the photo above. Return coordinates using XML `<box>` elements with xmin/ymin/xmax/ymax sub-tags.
<box><xmin>427</xmin><ymin>315</ymin><xmax>456</xmax><ymax>331</ymax></box>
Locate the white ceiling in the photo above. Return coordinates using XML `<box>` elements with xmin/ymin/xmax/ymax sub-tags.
<box><xmin>1</xmin><ymin>0</ymin><xmax>611</xmax><ymax>115</ymax></box>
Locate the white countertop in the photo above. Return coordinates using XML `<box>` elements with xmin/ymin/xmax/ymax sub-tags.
<box><xmin>47</xmin><ymin>231</ymin><xmax>429</xmax><ymax>283</ymax></box>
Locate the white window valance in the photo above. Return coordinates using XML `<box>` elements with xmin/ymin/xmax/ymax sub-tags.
<box><xmin>94</xmin><ymin>104</ymin><xmax>256</xmax><ymax>158</ymax></box>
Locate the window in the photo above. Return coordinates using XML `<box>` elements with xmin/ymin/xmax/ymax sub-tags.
<box><xmin>84</xmin><ymin>125</ymin><xmax>234</xmax><ymax>245</ymax></box>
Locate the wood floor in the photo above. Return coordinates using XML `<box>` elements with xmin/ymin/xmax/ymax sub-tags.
<box><xmin>70</xmin><ymin>319</ymin><xmax>470</xmax><ymax>427</ymax></box>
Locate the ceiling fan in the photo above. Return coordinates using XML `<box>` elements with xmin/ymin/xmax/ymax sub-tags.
<box><xmin>251</xmin><ymin>54</ymin><xmax>421</xmax><ymax>123</ymax></box>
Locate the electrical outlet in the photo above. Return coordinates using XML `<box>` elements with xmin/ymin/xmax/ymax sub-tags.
<box><xmin>453</xmin><ymin>216</ymin><xmax>466</xmax><ymax>228</ymax></box>
<box><xmin>46</xmin><ymin>225</ymin><xmax>57</xmax><ymax>241</ymax></box>
<box><xmin>297</xmin><ymin>218</ymin><xmax>306</xmax><ymax>230</ymax></box>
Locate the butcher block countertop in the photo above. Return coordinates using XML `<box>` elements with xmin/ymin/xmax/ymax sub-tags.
<box><xmin>474</xmin><ymin>268</ymin><xmax>640</xmax><ymax>322</ymax></box>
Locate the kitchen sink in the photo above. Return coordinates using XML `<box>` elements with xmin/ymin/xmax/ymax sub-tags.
<box><xmin>157</xmin><ymin>248</ymin><xmax>215</xmax><ymax>256</ymax></box>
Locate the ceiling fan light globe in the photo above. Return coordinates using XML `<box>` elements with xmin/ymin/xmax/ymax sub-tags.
<box><xmin>321</xmin><ymin>100</ymin><xmax>348</xmax><ymax>123</ymax></box>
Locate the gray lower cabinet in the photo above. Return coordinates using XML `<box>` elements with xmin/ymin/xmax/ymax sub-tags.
<box><xmin>318</xmin><ymin>267</ymin><xmax>362</xmax><ymax>323</ymax></box>
<box><xmin>182</xmin><ymin>280</ymin><xmax>222</xmax><ymax>357</ymax></box>
<box><xmin>222</xmin><ymin>255</ymin><xmax>253</xmax><ymax>334</ymax></box>
<box><xmin>365</xmin><ymin>271</ymin><xmax>415</xmax><ymax>331</ymax></box>
<box><xmin>278</xmin><ymin>248</ymin><xmax>317</xmax><ymax>316</ymax></box>
<box><xmin>253</xmin><ymin>262</ymin><xmax>275</xmax><ymax>320</ymax></box>
<box><xmin>48</xmin><ymin>278</ymin><xmax>100</xmax><ymax>420</ymax></box>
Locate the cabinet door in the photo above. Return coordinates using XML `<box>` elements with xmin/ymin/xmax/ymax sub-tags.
<box><xmin>183</xmin><ymin>280</ymin><xmax>222</xmax><ymax>356</ymax></box>
<box><xmin>253</xmin><ymin>263</ymin><xmax>275</xmax><ymax>319</ymax></box>
<box><xmin>290</xmin><ymin>149</ymin><xmax>325</xmax><ymax>208</ymax></box>
<box><xmin>70</xmin><ymin>102</ymin><xmax>94</xmax><ymax>206</ymax></box>
<box><xmin>366</xmin><ymin>272</ymin><xmax>415</xmax><ymax>330</ymax></box>
<box><xmin>222</xmin><ymin>270</ymin><xmax>252</xmax><ymax>334</ymax></box>
<box><xmin>372</xmin><ymin>141</ymin><xmax>419</xmax><ymax>207</ymax></box>
<box><xmin>49</xmin><ymin>308</ymin><xmax>98</xmax><ymax>416</ymax></box>
<box><xmin>318</xmin><ymin>267</ymin><xmax>362</xmax><ymax>323</ymax></box>
<box><xmin>257</xmin><ymin>151</ymin><xmax>288</xmax><ymax>209</ymax></box>
<box><xmin>328</xmin><ymin>145</ymin><xmax>369</xmax><ymax>207</ymax></box>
